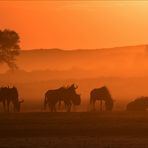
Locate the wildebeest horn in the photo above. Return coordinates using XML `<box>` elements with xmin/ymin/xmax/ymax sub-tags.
<box><xmin>19</xmin><ymin>99</ymin><xmax>24</xmax><ymax>103</ymax></box>
<box><xmin>74</xmin><ymin>84</ymin><xmax>78</xmax><ymax>89</ymax></box>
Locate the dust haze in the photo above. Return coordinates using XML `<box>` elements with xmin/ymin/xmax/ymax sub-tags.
<box><xmin>1</xmin><ymin>45</ymin><xmax>148</xmax><ymax>112</ymax></box>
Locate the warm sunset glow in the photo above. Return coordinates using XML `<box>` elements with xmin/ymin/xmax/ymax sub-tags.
<box><xmin>2</xmin><ymin>2</ymin><xmax>148</xmax><ymax>147</ymax></box>
<box><xmin>1</xmin><ymin>1</ymin><xmax>148</xmax><ymax>50</ymax></box>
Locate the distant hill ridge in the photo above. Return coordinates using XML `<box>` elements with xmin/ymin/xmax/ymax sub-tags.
<box><xmin>22</xmin><ymin>44</ymin><xmax>147</xmax><ymax>52</ymax></box>
<box><xmin>17</xmin><ymin>44</ymin><xmax>148</xmax><ymax>70</ymax></box>
<box><xmin>1</xmin><ymin>44</ymin><xmax>148</xmax><ymax>78</ymax></box>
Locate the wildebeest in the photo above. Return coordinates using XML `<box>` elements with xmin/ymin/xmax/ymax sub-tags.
<box><xmin>0</xmin><ymin>86</ymin><xmax>24</xmax><ymax>112</ymax></box>
<box><xmin>44</xmin><ymin>84</ymin><xmax>81</xmax><ymax>112</ymax></box>
<box><xmin>126</xmin><ymin>96</ymin><xmax>148</xmax><ymax>111</ymax></box>
<box><xmin>44</xmin><ymin>87</ymin><xmax>63</xmax><ymax>112</ymax></box>
<box><xmin>90</xmin><ymin>86</ymin><xmax>113</xmax><ymax>112</ymax></box>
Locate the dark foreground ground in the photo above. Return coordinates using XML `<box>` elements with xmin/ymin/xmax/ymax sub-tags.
<box><xmin>1</xmin><ymin>112</ymin><xmax>148</xmax><ymax>148</ymax></box>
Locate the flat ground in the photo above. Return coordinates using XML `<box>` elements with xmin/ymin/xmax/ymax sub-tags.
<box><xmin>0</xmin><ymin>112</ymin><xmax>148</xmax><ymax>148</ymax></box>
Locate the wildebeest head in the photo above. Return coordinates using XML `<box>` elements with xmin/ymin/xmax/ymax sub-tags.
<box><xmin>65</xmin><ymin>84</ymin><xmax>78</xmax><ymax>96</ymax></box>
<box><xmin>61</xmin><ymin>84</ymin><xmax>80</xmax><ymax>106</ymax></box>
<box><xmin>69</xmin><ymin>84</ymin><xmax>78</xmax><ymax>90</ymax></box>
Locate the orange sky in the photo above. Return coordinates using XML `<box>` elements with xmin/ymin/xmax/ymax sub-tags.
<box><xmin>0</xmin><ymin>1</ymin><xmax>148</xmax><ymax>50</ymax></box>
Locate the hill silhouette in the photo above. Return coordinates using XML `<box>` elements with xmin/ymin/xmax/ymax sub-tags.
<box><xmin>1</xmin><ymin>44</ymin><xmax>148</xmax><ymax>78</ymax></box>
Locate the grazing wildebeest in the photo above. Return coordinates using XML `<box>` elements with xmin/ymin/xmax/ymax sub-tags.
<box><xmin>44</xmin><ymin>84</ymin><xmax>81</xmax><ymax>112</ymax></box>
<box><xmin>90</xmin><ymin>86</ymin><xmax>113</xmax><ymax>112</ymax></box>
<box><xmin>0</xmin><ymin>87</ymin><xmax>8</xmax><ymax>112</ymax></box>
<box><xmin>0</xmin><ymin>86</ymin><xmax>24</xmax><ymax>112</ymax></box>
<box><xmin>126</xmin><ymin>96</ymin><xmax>148</xmax><ymax>111</ymax></box>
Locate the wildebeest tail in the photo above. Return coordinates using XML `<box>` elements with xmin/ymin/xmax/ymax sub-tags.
<box><xmin>90</xmin><ymin>92</ymin><xmax>93</xmax><ymax>104</ymax></box>
<box><xmin>44</xmin><ymin>93</ymin><xmax>47</xmax><ymax>110</ymax></box>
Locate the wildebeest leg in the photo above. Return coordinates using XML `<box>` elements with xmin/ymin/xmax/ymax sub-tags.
<box><xmin>51</xmin><ymin>106</ymin><xmax>53</xmax><ymax>112</ymax></box>
<box><xmin>65</xmin><ymin>103</ymin><xmax>69</xmax><ymax>112</ymax></box>
<box><xmin>67</xmin><ymin>105</ymin><xmax>70</xmax><ymax>112</ymax></box>
<box><xmin>13</xmin><ymin>103</ymin><xmax>17</xmax><ymax>112</ymax></box>
<box><xmin>58</xmin><ymin>100</ymin><xmax>61</xmax><ymax>110</ymax></box>
<box><xmin>64</xmin><ymin>103</ymin><xmax>67</xmax><ymax>112</ymax></box>
<box><xmin>90</xmin><ymin>103</ymin><xmax>92</xmax><ymax>112</ymax></box>
<box><xmin>73</xmin><ymin>105</ymin><xmax>76</xmax><ymax>112</ymax></box>
<box><xmin>2</xmin><ymin>101</ymin><xmax>6</xmax><ymax>112</ymax></box>
<box><xmin>66</xmin><ymin>104</ymin><xmax>69</xmax><ymax>112</ymax></box>
<box><xmin>67</xmin><ymin>102</ymin><xmax>72</xmax><ymax>112</ymax></box>
<box><xmin>7</xmin><ymin>101</ymin><xmax>10</xmax><ymax>112</ymax></box>
<box><xmin>48</xmin><ymin>103</ymin><xmax>51</xmax><ymax>112</ymax></box>
<box><xmin>68</xmin><ymin>105</ymin><xmax>71</xmax><ymax>112</ymax></box>
<box><xmin>52</xmin><ymin>106</ymin><xmax>56</xmax><ymax>112</ymax></box>
<box><xmin>51</xmin><ymin>105</ymin><xmax>54</xmax><ymax>112</ymax></box>
<box><xmin>53</xmin><ymin>105</ymin><xmax>57</xmax><ymax>112</ymax></box>
<box><xmin>100</xmin><ymin>100</ymin><xmax>103</xmax><ymax>112</ymax></box>
<box><xmin>92</xmin><ymin>100</ymin><xmax>96</xmax><ymax>111</ymax></box>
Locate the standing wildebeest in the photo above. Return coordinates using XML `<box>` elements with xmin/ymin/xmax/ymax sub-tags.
<box><xmin>126</xmin><ymin>96</ymin><xmax>148</xmax><ymax>111</ymax></box>
<box><xmin>90</xmin><ymin>86</ymin><xmax>113</xmax><ymax>112</ymax></box>
<box><xmin>0</xmin><ymin>86</ymin><xmax>24</xmax><ymax>112</ymax></box>
<box><xmin>60</xmin><ymin>89</ymin><xmax>81</xmax><ymax>112</ymax></box>
<box><xmin>44</xmin><ymin>84</ymin><xmax>81</xmax><ymax>112</ymax></box>
<box><xmin>44</xmin><ymin>87</ymin><xmax>63</xmax><ymax>112</ymax></box>
<box><xmin>58</xmin><ymin>84</ymin><xmax>81</xmax><ymax>112</ymax></box>
<box><xmin>0</xmin><ymin>87</ymin><xmax>8</xmax><ymax>112</ymax></box>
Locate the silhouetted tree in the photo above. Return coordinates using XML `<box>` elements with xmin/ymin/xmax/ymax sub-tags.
<box><xmin>0</xmin><ymin>29</ymin><xmax>20</xmax><ymax>69</ymax></box>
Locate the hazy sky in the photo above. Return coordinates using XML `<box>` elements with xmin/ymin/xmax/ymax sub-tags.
<box><xmin>0</xmin><ymin>1</ymin><xmax>148</xmax><ymax>50</ymax></box>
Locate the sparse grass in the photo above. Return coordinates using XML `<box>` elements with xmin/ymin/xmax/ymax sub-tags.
<box><xmin>0</xmin><ymin>112</ymin><xmax>148</xmax><ymax>147</ymax></box>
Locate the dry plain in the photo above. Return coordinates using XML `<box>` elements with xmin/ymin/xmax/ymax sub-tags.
<box><xmin>0</xmin><ymin>112</ymin><xmax>148</xmax><ymax>147</ymax></box>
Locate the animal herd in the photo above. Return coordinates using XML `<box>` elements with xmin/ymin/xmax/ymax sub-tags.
<box><xmin>0</xmin><ymin>86</ymin><xmax>24</xmax><ymax>112</ymax></box>
<box><xmin>0</xmin><ymin>84</ymin><xmax>148</xmax><ymax>112</ymax></box>
<box><xmin>44</xmin><ymin>84</ymin><xmax>81</xmax><ymax>112</ymax></box>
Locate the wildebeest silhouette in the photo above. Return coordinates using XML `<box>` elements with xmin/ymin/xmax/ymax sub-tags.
<box><xmin>44</xmin><ymin>84</ymin><xmax>81</xmax><ymax>112</ymax></box>
<box><xmin>90</xmin><ymin>86</ymin><xmax>113</xmax><ymax>112</ymax></box>
<box><xmin>126</xmin><ymin>96</ymin><xmax>148</xmax><ymax>111</ymax></box>
<box><xmin>0</xmin><ymin>86</ymin><xmax>24</xmax><ymax>112</ymax></box>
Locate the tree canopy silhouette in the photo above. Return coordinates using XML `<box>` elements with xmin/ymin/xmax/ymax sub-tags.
<box><xmin>0</xmin><ymin>29</ymin><xmax>20</xmax><ymax>69</ymax></box>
